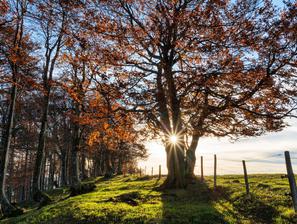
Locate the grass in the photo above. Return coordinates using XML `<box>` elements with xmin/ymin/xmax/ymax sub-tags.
<box><xmin>1</xmin><ymin>174</ymin><xmax>297</xmax><ymax>223</ymax></box>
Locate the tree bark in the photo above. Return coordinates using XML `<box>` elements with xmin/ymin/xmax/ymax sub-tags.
<box><xmin>81</xmin><ymin>150</ymin><xmax>87</xmax><ymax>180</ymax></box>
<box><xmin>104</xmin><ymin>148</ymin><xmax>113</xmax><ymax>178</ymax></box>
<box><xmin>185</xmin><ymin>135</ymin><xmax>200</xmax><ymax>179</ymax></box>
<box><xmin>23</xmin><ymin>148</ymin><xmax>29</xmax><ymax>201</ymax></box>
<box><xmin>70</xmin><ymin>121</ymin><xmax>80</xmax><ymax>186</ymax></box>
<box><xmin>48</xmin><ymin>153</ymin><xmax>55</xmax><ymax>190</ymax></box>
<box><xmin>162</xmin><ymin>143</ymin><xmax>186</xmax><ymax>189</ymax></box>
<box><xmin>32</xmin><ymin>92</ymin><xmax>51</xmax><ymax>202</ymax></box>
<box><xmin>0</xmin><ymin>82</ymin><xmax>21</xmax><ymax>216</ymax></box>
<box><xmin>60</xmin><ymin>148</ymin><xmax>68</xmax><ymax>186</ymax></box>
<box><xmin>94</xmin><ymin>154</ymin><xmax>102</xmax><ymax>177</ymax></box>
<box><xmin>117</xmin><ymin>154</ymin><xmax>123</xmax><ymax>175</ymax></box>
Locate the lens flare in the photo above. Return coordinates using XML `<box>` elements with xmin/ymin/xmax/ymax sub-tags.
<box><xmin>169</xmin><ymin>135</ymin><xmax>178</xmax><ymax>144</ymax></box>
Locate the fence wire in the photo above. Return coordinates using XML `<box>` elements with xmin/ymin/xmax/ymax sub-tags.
<box><xmin>141</xmin><ymin>151</ymin><xmax>297</xmax><ymax>176</ymax></box>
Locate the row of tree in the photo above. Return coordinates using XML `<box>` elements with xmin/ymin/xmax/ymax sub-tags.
<box><xmin>0</xmin><ymin>0</ymin><xmax>147</xmax><ymax>217</ymax></box>
<box><xmin>0</xmin><ymin>0</ymin><xmax>296</xmax><ymax>217</ymax></box>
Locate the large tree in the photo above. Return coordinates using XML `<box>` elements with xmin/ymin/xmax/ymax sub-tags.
<box><xmin>104</xmin><ymin>0</ymin><xmax>297</xmax><ymax>188</ymax></box>
<box><xmin>31</xmin><ymin>0</ymin><xmax>69</xmax><ymax>202</ymax></box>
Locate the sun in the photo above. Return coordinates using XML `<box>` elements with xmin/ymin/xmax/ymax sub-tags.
<box><xmin>169</xmin><ymin>135</ymin><xmax>178</xmax><ymax>144</ymax></box>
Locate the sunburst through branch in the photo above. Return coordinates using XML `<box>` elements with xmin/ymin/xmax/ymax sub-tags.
<box><xmin>169</xmin><ymin>135</ymin><xmax>178</xmax><ymax>144</ymax></box>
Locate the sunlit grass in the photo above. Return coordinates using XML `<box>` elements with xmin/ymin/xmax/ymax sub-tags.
<box><xmin>2</xmin><ymin>174</ymin><xmax>297</xmax><ymax>223</ymax></box>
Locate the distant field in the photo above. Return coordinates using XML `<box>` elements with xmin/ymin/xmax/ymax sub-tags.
<box><xmin>1</xmin><ymin>174</ymin><xmax>297</xmax><ymax>224</ymax></box>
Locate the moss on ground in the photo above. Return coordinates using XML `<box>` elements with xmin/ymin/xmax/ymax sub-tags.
<box><xmin>1</xmin><ymin>174</ymin><xmax>297</xmax><ymax>223</ymax></box>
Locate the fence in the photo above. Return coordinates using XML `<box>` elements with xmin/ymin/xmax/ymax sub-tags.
<box><xmin>139</xmin><ymin>151</ymin><xmax>297</xmax><ymax>212</ymax></box>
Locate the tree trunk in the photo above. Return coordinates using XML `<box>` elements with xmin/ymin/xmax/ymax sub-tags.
<box><xmin>81</xmin><ymin>150</ymin><xmax>87</xmax><ymax>180</ymax></box>
<box><xmin>70</xmin><ymin>122</ymin><xmax>80</xmax><ymax>186</ymax></box>
<box><xmin>48</xmin><ymin>153</ymin><xmax>55</xmax><ymax>190</ymax></box>
<box><xmin>185</xmin><ymin>135</ymin><xmax>200</xmax><ymax>179</ymax></box>
<box><xmin>185</xmin><ymin>150</ymin><xmax>196</xmax><ymax>179</ymax></box>
<box><xmin>94</xmin><ymin>155</ymin><xmax>102</xmax><ymax>177</ymax></box>
<box><xmin>23</xmin><ymin>148</ymin><xmax>29</xmax><ymax>201</ymax></box>
<box><xmin>60</xmin><ymin>149</ymin><xmax>67</xmax><ymax>186</ymax></box>
<box><xmin>117</xmin><ymin>154</ymin><xmax>123</xmax><ymax>175</ymax></box>
<box><xmin>32</xmin><ymin>92</ymin><xmax>51</xmax><ymax>202</ymax></box>
<box><xmin>0</xmin><ymin>82</ymin><xmax>22</xmax><ymax>216</ymax></box>
<box><xmin>32</xmin><ymin>7</ymin><xmax>64</xmax><ymax>200</ymax></box>
<box><xmin>41</xmin><ymin>152</ymin><xmax>47</xmax><ymax>191</ymax></box>
<box><xmin>104</xmin><ymin>148</ymin><xmax>113</xmax><ymax>178</ymax></box>
<box><xmin>162</xmin><ymin>143</ymin><xmax>186</xmax><ymax>189</ymax></box>
<box><xmin>99</xmin><ymin>149</ymin><xmax>104</xmax><ymax>176</ymax></box>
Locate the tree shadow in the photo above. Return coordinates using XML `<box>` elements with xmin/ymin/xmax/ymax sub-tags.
<box><xmin>160</xmin><ymin>180</ymin><xmax>227</xmax><ymax>224</ymax></box>
<box><xmin>158</xmin><ymin>180</ymin><xmax>280</xmax><ymax>224</ymax></box>
<box><xmin>230</xmin><ymin>193</ymin><xmax>279</xmax><ymax>224</ymax></box>
<box><xmin>210</xmin><ymin>185</ymin><xmax>279</xmax><ymax>224</ymax></box>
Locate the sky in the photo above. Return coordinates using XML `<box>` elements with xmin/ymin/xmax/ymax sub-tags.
<box><xmin>138</xmin><ymin>118</ymin><xmax>297</xmax><ymax>176</ymax></box>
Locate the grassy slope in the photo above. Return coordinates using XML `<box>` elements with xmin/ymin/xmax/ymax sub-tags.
<box><xmin>1</xmin><ymin>175</ymin><xmax>297</xmax><ymax>224</ymax></box>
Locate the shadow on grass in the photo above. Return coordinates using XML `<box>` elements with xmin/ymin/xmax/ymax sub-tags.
<box><xmin>160</xmin><ymin>180</ymin><xmax>227</xmax><ymax>224</ymax></box>
<box><xmin>160</xmin><ymin>180</ymin><xmax>280</xmax><ymax>224</ymax></box>
<box><xmin>231</xmin><ymin>193</ymin><xmax>279</xmax><ymax>223</ymax></box>
<box><xmin>1</xmin><ymin>176</ymin><xmax>282</xmax><ymax>224</ymax></box>
<box><xmin>211</xmin><ymin>185</ymin><xmax>279</xmax><ymax>224</ymax></box>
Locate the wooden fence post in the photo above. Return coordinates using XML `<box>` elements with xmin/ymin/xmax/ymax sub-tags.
<box><xmin>158</xmin><ymin>165</ymin><xmax>161</xmax><ymax>179</ymax></box>
<box><xmin>242</xmin><ymin>160</ymin><xmax>250</xmax><ymax>195</ymax></box>
<box><xmin>201</xmin><ymin>156</ymin><xmax>204</xmax><ymax>182</ymax></box>
<box><xmin>151</xmin><ymin>167</ymin><xmax>153</xmax><ymax>176</ymax></box>
<box><xmin>139</xmin><ymin>168</ymin><xmax>142</xmax><ymax>177</ymax></box>
<box><xmin>214</xmin><ymin>154</ymin><xmax>217</xmax><ymax>190</ymax></box>
<box><xmin>284</xmin><ymin>151</ymin><xmax>297</xmax><ymax>212</ymax></box>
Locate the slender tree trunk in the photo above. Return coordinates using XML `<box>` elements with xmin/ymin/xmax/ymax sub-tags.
<box><xmin>41</xmin><ymin>151</ymin><xmax>47</xmax><ymax>191</ymax></box>
<box><xmin>117</xmin><ymin>154</ymin><xmax>123</xmax><ymax>175</ymax></box>
<box><xmin>23</xmin><ymin>148</ymin><xmax>29</xmax><ymax>201</ymax></box>
<box><xmin>32</xmin><ymin>7</ymin><xmax>64</xmax><ymax>200</ymax></box>
<box><xmin>94</xmin><ymin>155</ymin><xmax>101</xmax><ymax>177</ymax></box>
<box><xmin>60</xmin><ymin>149</ymin><xmax>67</xmax><ymax>186</ymax></box>
<box><xmin>0</xmin><ymin>82</ymin><xmax>22</xmax><ymax>216</ymax></box>
<box><xmin>70</xmin><ymin>122</ymin><xmax>80</xmax><ymax>186</ymax></box>
<box><xmin>67</xmin><ymin>146</ymin><xmax>71</xmax><ymax>185</ymax></box>
<box><xmin>81</xmin><ymin>150</ymin><xmax>87</xmax><ymax>180</ymax></box>
<box><xmin>104</xmin><ymin>148</ymin><xmax>113</xmax><ymax>178</ymax></box>
<box><xmin>48</xmin><ymin>153</ymin><xmax>55</xmax><ymax>190</ymax></box>
<box><xmin>32</xmin><ymin>91</ymin><xmax>51</xmax><ymax>201</ymax></box>
<box><xmin>98</xmin><ymin>149</ymin><xmax>104</xmax><ymax>176</ymax></box>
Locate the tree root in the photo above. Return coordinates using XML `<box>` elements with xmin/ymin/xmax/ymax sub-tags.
<box><xmin>70</xmin><ymin>182</ymin><xmax>96</xmax><ymax>197</ymax></box>
<box><xmin>33</xmin><ymin>190</ymin><xmax>52</xmax><ymax>209</ymax></box>
<box><xmin>0</xmin><ymin>204</ymin><xmax>23</xmax><ymax>219</ymax></box>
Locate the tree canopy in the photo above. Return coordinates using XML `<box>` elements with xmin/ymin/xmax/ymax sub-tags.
<box><xmin>0</xmin><ymin>0</ymin><xmax>296</xmax><ymax>215</ymax></box>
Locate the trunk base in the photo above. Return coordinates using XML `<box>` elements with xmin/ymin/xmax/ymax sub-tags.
<box><xmin>162</xmin><ymin>144</ymin><xmax>186</xmax><ymax>189</ymax></box>
<box><xmin>185</xmin><ymin>173</ymin><xmax>196</xmax><ymax>181</ymax></box>
<box><xmin>70</xmin><ymin>182</ymin><xmax>96</xmax><ymax>197</ymax></box>
<box><xmin>0</xmin><ymin>202</ymin><xmax>23</xmax><ymax>218</ymax></box>
<box><xmin>186</xmin><ymin>175</ymin><xmax>198</xmax><ymax>185</ymax></box>
<box><xmin>159</xmin><ymin>175</ymin><xmax>186</xmax><ymax>189</ymax></box>
<box><xmin>33</xmin><ymin>190</ymin><xmax>52</xmax><ymax>208</ymax></box>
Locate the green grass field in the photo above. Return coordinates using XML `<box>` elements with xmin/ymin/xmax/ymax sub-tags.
<box><xmin>1</xmin><ymin>174</ymin><xmax>297</xmax><ymax>224</ymax></box>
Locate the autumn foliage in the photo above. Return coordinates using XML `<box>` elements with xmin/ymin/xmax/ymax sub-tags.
<box><xmin>0</xmin><ymin>0</ymin><xmax>296</xmax><ymax>216</ymax></box>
